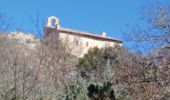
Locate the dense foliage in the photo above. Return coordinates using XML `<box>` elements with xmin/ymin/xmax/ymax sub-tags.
<box><xmin>76</xmin><ymin>46</ymin><xmax>122</xmax><ymax>82</ymax></box>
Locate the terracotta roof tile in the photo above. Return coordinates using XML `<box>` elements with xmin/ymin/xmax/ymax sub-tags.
<box><xmin>46</xmin><ymin>26</ymin><xmax>123</xmax><ymax>43</ymax></box>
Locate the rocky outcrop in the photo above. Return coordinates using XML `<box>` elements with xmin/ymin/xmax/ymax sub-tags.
<box><xmin>8</xmin><ymin>31</ymin><xmax>40</xmax><ymax>49</ymax></box>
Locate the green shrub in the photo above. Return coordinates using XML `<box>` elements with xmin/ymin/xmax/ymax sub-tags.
<box><xmin>65</xmin><ymin>75</ymin><xmax>130</xmax><ymax>100</ymax></box>
<box><xmin>65</xmin><ymin>76</ymin><xmax>89</xmax><ymax>100</ymax></box>
<box><xmin>76</xmin><ymin>46</ymin><xmax>122</xmax><ymax>82</ymax></box>
<box><xmin>87</xmin><ymin>82</ymin><xmax>115</xmax><ymax>100</ymax></box>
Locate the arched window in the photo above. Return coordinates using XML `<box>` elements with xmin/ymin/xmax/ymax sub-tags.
<box><xmin>51</xmin><ymin>19</ymin><xmax>56</xmax><ymax>27</ymax></box>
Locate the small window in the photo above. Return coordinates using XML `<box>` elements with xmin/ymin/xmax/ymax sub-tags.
<box><xmin>76</xmin><ymin>41</ymin><xmax>79</xmax><ymax>46</ymax></box>
<box><xmin>86</xmin><ymin>42</ymin><xmax>89</xmax><ymax>47</ymax></box>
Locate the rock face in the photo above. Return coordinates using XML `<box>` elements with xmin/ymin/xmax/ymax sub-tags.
<box><xmin>8</xmin><ymin>32</ymin><xmax>40</xmax><ymax>49</ymax></box>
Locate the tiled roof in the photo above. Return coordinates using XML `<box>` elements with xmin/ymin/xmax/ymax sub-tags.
<box><xmin>46</xmin><ymin>26</ymin><xmax>123</xmax><ymax>43</ymax></box>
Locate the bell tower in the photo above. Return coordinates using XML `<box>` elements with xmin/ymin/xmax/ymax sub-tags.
<box><xmin>46</xmin><ymin>16</ymin><xmax>60</xmax><ymax>29</ymax></box>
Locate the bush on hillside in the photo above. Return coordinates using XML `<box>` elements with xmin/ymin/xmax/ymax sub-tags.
<box><xmin>76</xmin><ymin>46</ymin><xmax>122</xmax><ymax>81</ymax></box>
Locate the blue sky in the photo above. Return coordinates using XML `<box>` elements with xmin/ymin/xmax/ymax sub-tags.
<box><xmin>0</xmin><ymin>0</ymin><xmax>168</xmax><ymax>42</ymax></box>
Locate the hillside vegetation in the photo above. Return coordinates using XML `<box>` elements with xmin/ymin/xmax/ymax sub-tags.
<box><xmin>0</xmin><ymin>2</ymin><xmax>170</xmax><ymax>100</ymax></box>
<box><xmin>0</xmin><ymin>32</ymin><xmax>169</xmax><ymax>100</ymax></box>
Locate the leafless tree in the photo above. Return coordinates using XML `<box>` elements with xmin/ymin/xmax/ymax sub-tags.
<box><xmin>113</xmin><ymin>46</ymin><xmax>170</xmax><ymax>99</ymax></box>
<box><xmin>28</xmin><ymin>13</ymin><xmax>79</xmax><ymax>99</ymax></box>
<box><xmin>124</xmin><ymin>2</ymin><xmax>170</xmax><ymax>52</ymax></box>
<box><xmin>0</xmin><ymin>10</ymin><xmax>12</xmax><ymax>32</ymax></box>
<box><xmin>0</xmin><ymin>11</ymin><xmax>80</xmax><ymax>99</ymax></box>
<box><xmin>121</xmin><ymin>3</ymin><xmax>170</xmax><ymax>98</ymax></box>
